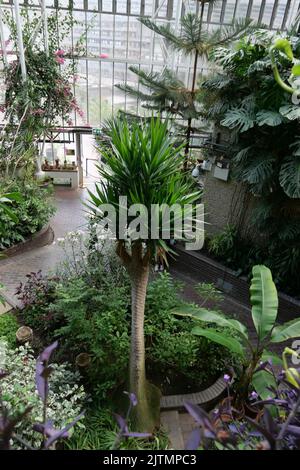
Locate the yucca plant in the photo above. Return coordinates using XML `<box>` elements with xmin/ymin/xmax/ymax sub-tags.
<box><xmin>173</xmin><ymin>265</ymin><xmax>300</xmax><ymax>405</ymax></box>
<box><xmin>88</xmin><ymin>117</ymin><xmax>201</xmax><ymax>431</ymax></box>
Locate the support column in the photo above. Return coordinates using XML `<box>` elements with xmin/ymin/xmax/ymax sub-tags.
<box><xmin>13</xmin><ymin>0</ymin><xmax>26</xmax><ymax>82</ymax></box>
<box><xmin>75</xmin><ymin>132</ymin><xmax>83</xmax><ymax>188</ymax></box>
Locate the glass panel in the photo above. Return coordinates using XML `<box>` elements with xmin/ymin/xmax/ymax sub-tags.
<box><xmin>130</xmin><ymin>0</ymin><xmax>141</xmax><ymax>15</ymax></box>
<box><xmin>75</xmin><ymin>59</ymin><xmax>88</xmax><ymax>125</ymax></box>
<box><xmin>102</xmin><ymin>0</ymin><xmax>113</xmax><ymax>12</ymax></box>
<box><xmin>87</xmin><ymin>60</ymin><xmax>101</xmax><ymax>125</ymax></box>
<box><xmin>101</xmin><ymin>13</ymin><xmax>114</xmax><ymax>57</ymax></box>
<box><xmin>116</xmin><ymin>0</ymin><xmax>127</xmax><ymax>14</ymax></box>
<box><xmin>88</xmin><ymin>0</ymin><xmax>99</xmax><ymax>10</ymax></box>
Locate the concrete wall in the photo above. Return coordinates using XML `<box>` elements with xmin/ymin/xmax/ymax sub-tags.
<box><xmin>203</xmin><ymin>164</ymin><xmax>256</xmax><ymax>239</ymax></box>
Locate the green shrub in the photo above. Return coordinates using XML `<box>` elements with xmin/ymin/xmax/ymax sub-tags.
<box><xmin>17</xmin><ymin>248</ymin><xmax>240</xmax><ymax>400</ymax></box>
<box><xmin>0</xmin><ymin>313</ymin><xmax>19</xmax><ymax>348</ymax></box>
<box><xmin>52</xmin><ymin>278</ymin><xmax>131</xmax><ymax>400</ymax></box>
<box><xmin>145</xmin><ymin>273</ymin><xmax>240</xmax><ymax>388</ymax></box>
<box><xmin>0</xmin><ymin>178</ymin><xmax>55</xmax><ymax>249</ymax></box>
<box><xmin>65</xmin><ymin>408</ymin><xmax>169</xmax><ymax>450</ymax></box>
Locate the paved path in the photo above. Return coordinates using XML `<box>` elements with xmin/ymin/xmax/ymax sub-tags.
<box><xmin>0</xmin><ymin>185</ymin><xmax>90</xmax><ymax>306</ymax></box>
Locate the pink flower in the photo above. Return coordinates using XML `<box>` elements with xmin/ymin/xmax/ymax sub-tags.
<box><xmin>55</xmin><ymin>56</ymin><xmax>65</xmax><ymax>65</ymax></box>
<box><xmin>55</xmin><ymin>49</ymin><xmax>65</xmax><ymax>57</ymax></box>
<box><xmin>0</xmin><ymin>105</ymin><xmax>5</xmax><ymax>113</ymax></box>
<box><xmin>66</xmin><ymin>119</ymin><xmax>73</xmax><ymax>126</ymax></box>
<box><xmin>99</xmin><ymin>53</ymin><xmax>109</xmax><ymax>59</ymax></box>
<box><xmin>4</xmin><ymin>39</ymin><xmax>10</xmax><ymax>46</ymax></box>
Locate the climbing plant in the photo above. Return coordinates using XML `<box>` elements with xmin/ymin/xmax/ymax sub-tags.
<box><xmin>0</xmin><ymin>6</ymin><xmax>87</xmax><ymax>177</ymax></box>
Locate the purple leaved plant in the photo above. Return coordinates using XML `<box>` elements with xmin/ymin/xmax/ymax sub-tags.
<box><xmin>112</xmin><ymin>391</ymin><xmax>151</xmax><ymax>450</ymax></box>
<box><xmin>184</xmin><ymin>364</ymin><xmax>300</xmax><ymax>450</ymax></box>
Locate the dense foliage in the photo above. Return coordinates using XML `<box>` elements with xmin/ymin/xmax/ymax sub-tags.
<box><xmin>0</xmin><ymin>179</ymin><xmax>55</xmax><ymax>250</ymax></box>
<box><xmin>0</xmin><ymin>313</ymin><xmax>19</xmax><ymax>348</ymax></box>
<box><xmin>175</xmin><ymin>264</ymin><xmax>300</xmax><ymax>405</ymax></box>
<box><xmin>200</xmin><ymin>30</ymin><xmax>300</xmax><ymax>295</ymax></box>
<box><xmin>16</xmin><ymin>231</ymin><xmax>240</xmax><ymax>402</ymax></box>
<box><xmin>0</xmin><ymin>343</ymin><xmax>86</xmax><ymax>449</ymax></box>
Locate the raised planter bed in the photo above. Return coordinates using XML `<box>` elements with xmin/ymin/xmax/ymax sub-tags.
<box><xmin>0</xmin><ymin>224</ymin><xmax>54</xmax><ymax>258</ymax></box>
<box><xmin>160</xmin><ymin>375</ymin><xmax>226</xmax><ymax>410</ymax></box>
<box><xmin>171</xmin><ymin>244</ymin><xmax>300</xmax><ymax>323</ymax></box>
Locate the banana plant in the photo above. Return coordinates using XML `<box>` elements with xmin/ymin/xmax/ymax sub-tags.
<box><xmin>173</xmin><ymin>265</ymin><xmax>300</xmax><ymax>404</ymax></box>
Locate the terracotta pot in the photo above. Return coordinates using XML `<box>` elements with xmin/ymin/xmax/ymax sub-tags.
<box><xmin>75</xmin><ymin>353</ymin><xmax>91</xmax><ymax>368</ymax></box>
<box><xmin>16</xmin><ymin>326</ymin><xmax>33</xmax><ymax>343</ymax></box>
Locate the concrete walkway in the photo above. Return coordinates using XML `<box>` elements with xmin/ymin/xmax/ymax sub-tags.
<box><xmin>0</xmin><ymin>186</ymin><xmax>89</xmax><ymax>306</ymax></box>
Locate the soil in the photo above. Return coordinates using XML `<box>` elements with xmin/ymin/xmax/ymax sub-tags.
<box><xmin>147</xmin><ymin>364</ymin><xmax>217</xmax><ymax>396</ymax></box>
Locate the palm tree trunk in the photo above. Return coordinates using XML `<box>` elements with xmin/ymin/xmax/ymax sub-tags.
<box><xmin>184</xmin><ymin>0</ymin><xmax>206</xmax><ymax>169</ymax></box>
<box><xmin>124</xmin><ymin>243</ymin><xmax>158</xmax><ymax>431</ymax></box>
<box><xmin>129</xmin><ymin>263</ymin><xmax>149</xmax><ymax>415</ymax></box>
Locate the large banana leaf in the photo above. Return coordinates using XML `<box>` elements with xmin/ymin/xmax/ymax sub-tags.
<box><xmin>252</xmin><ymin>369</ymin><xmax>277</xmax><ymax>400</ymax></box>
<box><xmin>250</xmin><ymin>265</ymin><xmax>278</xmax><ymax>342</ymax></box>
<box><xmin>172</xmin><ymin>305</ymin><xmax>249</xmax><ymax>340</ymax></box>
<box><xmin>261</xmin><ymin>350</ymin><xmax>283</xmax><ymax>366</ymax></box>
<box><xmin>191</xmin><ymin>326</ymin><xmax>245</xmax><ymax>356</ymax></box>
<box><xmin>271</xmin><ymin>318</ymin><xmax>300</xmax><ymax>343</ymax></box>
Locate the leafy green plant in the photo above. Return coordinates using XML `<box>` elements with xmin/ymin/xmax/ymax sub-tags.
<box><xmin>195</xmin><ymin>282</ymin><xmax>224</xmax><ymax>306</ymax></box>
<box><xmin>0</xmin><ymin>342</ymin><xmax>86</xmax><ymax>449</ymax></box>
<box><xmin>17</xmin><ymin>253</ymin><xmax>238</xmax><ymax>403</ymax></box>
<box><xmin>0</xmin><ymin>7</ymin><xmax>88</xmax><ymax>176</ymax></box>
<box><xmin>52</xmin><ymin>278</ymin><xmax>131</xmax><ymax>400</ymax></box>
<box><xmin>173</xmin><ymin>265</ymin><xmax>300</xmax><ymax>405</ymax></box>
<box><xmin>0</xmin><ymin>179</ymin><xmax>55</xmax><ymax>250</ymax></box>
<box><xmin>0</xmin><ymin>313</ymin><xmax>19</xmax><ymax>348</ymax></box>
<box><xmin>65</xmin><ymin>407</ymin><xmax>169</xmax><ymax>450</ymax></box>
<box><xmin>199</xmin><ymin>29</ymin><xmax>300</xmax><ymax>295</ymax></box>
<box><xmin>145</xmin><ymin>273</ymin><xmax>238</xmax><ymax>389</ymax></box>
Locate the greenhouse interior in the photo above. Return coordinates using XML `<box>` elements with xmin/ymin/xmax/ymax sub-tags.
<box><xmin>1</xmin><ymin>0</ymin><xmax>300</xmax><ymax>453</ymax></box>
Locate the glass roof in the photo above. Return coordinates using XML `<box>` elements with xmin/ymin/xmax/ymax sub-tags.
<box><xmin>0</xmin><ymin>0</ymin><xmax>299</xmax><ymax>126</ymax></box>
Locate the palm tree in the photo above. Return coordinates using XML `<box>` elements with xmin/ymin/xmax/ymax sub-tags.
<box><xmin>118</xmin><ymin>1</ymin><xmax>252</xmax><ymax>167</ymax></box>
<box><xmin>88</xmin><ymin>117</ymin><xmax>200</xmax><ymax>431</ymax></box>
